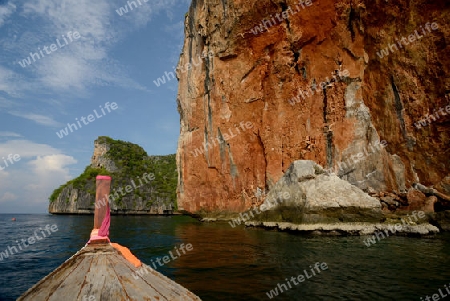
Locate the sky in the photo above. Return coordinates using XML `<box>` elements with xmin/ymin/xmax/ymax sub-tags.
<box><xmin>0</xmin><ymin>0</ymin><xmax>191</xmax><ymax>213</ymax></box>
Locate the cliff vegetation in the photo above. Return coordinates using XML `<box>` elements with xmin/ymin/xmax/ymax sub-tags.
<box><xmin>49</xmin><ymin>136</ymin><xmax>178</xmax><ymax>214</ymax></box>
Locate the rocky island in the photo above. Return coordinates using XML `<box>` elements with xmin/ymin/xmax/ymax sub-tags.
<box><xmin>49</xmin><ymin>136</ymin><xmax>178</xmax><ymax>215</ymax></box>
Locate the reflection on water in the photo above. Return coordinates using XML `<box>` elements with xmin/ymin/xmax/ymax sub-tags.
<box><xmin>1</xmin><ymin>214</ymin><xmax>449</xmax><ymax>301</ymax></box>
<box><xmin>164</xmin><ymin>217</ymin><xmax>450</xmax><ymax>301</ymax></box>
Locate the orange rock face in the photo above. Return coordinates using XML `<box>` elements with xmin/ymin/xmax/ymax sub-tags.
<box><xmin>176</xmin><ymin>0</ymin><xmax>449</xmax><ymax>214</ymax></box>
<box><xmin>406</xmin><ymin>189</ymin><xmax>436</xmax><ymax>212</ymax></box>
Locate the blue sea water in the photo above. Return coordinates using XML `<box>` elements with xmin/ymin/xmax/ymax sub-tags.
<box><xmin>0</xmin><ymin>214</ymin><xmax>450</xmax><ymax>301</ymax></box>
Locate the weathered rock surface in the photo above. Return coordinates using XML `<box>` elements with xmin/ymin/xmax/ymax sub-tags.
<box><xmin>48</xmin><ymin>184</ymin><xmax>175</xmax><ymax>215</ymax></box>
<box><xmin>245</xmin><ymin>221</ymin><xmax>439</xmax><ymax>236</ymax></box>
<box><xmin>91</xmin><ymin>141</ymin><xmax>118</xmax><ymax>172</ymax></box>
<box><xmin>436</xmin><ymin>176</ymin><xmax>450</xmax><ymax>195</ymax></box>
<box><xmin>403</xmin><ymin>189</ymin><xmax>436</xmax><ymax>212</ymax></box>
<box><xmin>260</xmin><ymin>160</ymin><xmax>382</xmax><ymax>222</ymax></box>
<box><xmin>176</xmin><ymin>0</ymin><xmax>449</xmax><ymax>215</ymax></box>
<box><xmin>406</xmin><ymin>188</ymin><xmax>427</xmax><ymax>208</ymax></box>
<box><xmin>48</xmin><ymin>185</ymin><xmax>93</xmax><ymax>214</ymax></box>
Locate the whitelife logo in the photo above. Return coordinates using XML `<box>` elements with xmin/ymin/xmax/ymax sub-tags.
<box><xmin>228</xmin><ymin>192</ymin><xmax>291</xmax><ymax>228</ymax></box>
<box><xmin>250</xmin><ymin>0</ymin><xmax>313</xmax><ymax>35</ymax></box>
<box><xmin>95</xmin><ymin>172</ymin><xmax>155</xmax><ymax>209</ymax></box>
<box><xmin>131</xmin><ymin>243</ymin><xmax>193</xmax><ymax>279</ymax></box>
<box><xmin>363</xmin><ymin>211</ymin><xmax>426</xmax><ymax>247</ymax></box>
<box><xmin>0</xmin><ymin>154</ymin><xmax>20</xmax><ymax>170</ymax></box>
<box><xmin>190</xmin><ymin>121</ymin><xmax>253</xmax><ymax>157</ymax></box>
<box><xmin>266</xmin><ymin>262</ymin><xmax>328</xmax><ymax>299</ymax></box>
<box><xmin>116</xmin><ymin>0</ymin><xmax>149</xmax><ymax>16</ymax></box>
<box><xmin>287</xmin><ymin>69</ymin><xmax>350</xmax><ymax>106</ymax></box>
<box><xmin>376</xmin><ymin>22</ymin><xmax>439</xmax><ymax>59</ymax></box>
<box><xmin>56</xmin><ymin>102</ymin><xmax>118</xmax><ymax>139</ymax></box>
<box><xmin>420</xmin><ymin>283</ymin><xmax>450</xmax><ymax>301</ymax></box>
<box><xmin>18</xmin><ymin>31</ymin><xmax>81</xmax><ymax>68</ymax></box>
<box><xmin>152</xmin><ymin>51</ymin><xmax>214</xmax><ymax>87</ymax></box>
<box><xmin>0</xmin><ymin>224</ymin><xmax>58</xmax><ymax>261</ymax></box>
<box><xmin>414</xmin><ymin>102</ymin><xmax>450</xmax><ymax>129</ymax></box>
<box><xmin>322</xmin><ymin>140</ymin><xmax>388</xmax><ymax>176</ymax></box>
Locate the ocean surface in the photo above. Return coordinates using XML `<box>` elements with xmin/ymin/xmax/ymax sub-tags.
<box><xmin>0</xmin><ymin>214</ymin><xmax>449</xmax><ymax>301</ymax></box>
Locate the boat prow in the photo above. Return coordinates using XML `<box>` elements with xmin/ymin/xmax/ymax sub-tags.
<box><xmin>18</xmin><ymin>243</ymin><xmax>201</xmax><ymax>300</ymax></box>
<box><xmin>19</xmin><ymin>175</ymin><xmax>201</xmax><ymax>300</ymax></box>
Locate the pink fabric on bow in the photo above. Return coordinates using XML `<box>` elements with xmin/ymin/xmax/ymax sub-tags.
<box><xmin>98</xmin><ymin>200</ymin><xmax>110</xmax><ymax>237</ymax></box>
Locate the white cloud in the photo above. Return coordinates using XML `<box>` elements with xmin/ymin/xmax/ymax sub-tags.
<box><xmin>0</xmin><ymin>2</ymin><xmax>16</xmax><ymax>28</ymax></box>
<box><xmin>0</xmin><ymin>131</ymin><xmax>21</xmax><ymax>137</ymax></box>
<box><xmin>0</xmin><ymin>140</ymin><xmax>77</xmax><ymax>210</ymax></box>
<box><xmin>38</xmin><ymin>54</ymin><xmax>90</xmax><ymax>91</ymax></box>
<box><xmin>29</xmin><ymin>154</ymin><xmax>77</xmax><ymax>171</ymax></box>
<box><xmin>0</xmin><ymin>191</ymin><xmax>17</xmax><ymax>202</ymax></box>
<box><xmin>0</xmin><ymin>65</ymin><xmax>22</xmax><ymax>97</ymax></box>
<box><xmin>8</xmin><ymin>111</ymin><xmax>63</xmax><ymax>127</ymax></box>
<box><xmin>0</xmin><ymin>168</ymin><xmax>9</xmax><ymax>178</ymax></box>
<box><xmin>18</xmin><ymin>0</ymin><xmax>143</xmax><ymax>92</ymax></box>
<box><xmin>0</xmin><ymin>139</ymin><xmax>61</xmax><ymax>158</ymax></box>
<box><xmin>25</xmin><ymin>154</ymin><xmax>77</xmax><ymax>206</ymax></box>
<box><xmin>0</xmin><ymin>0</ymin><xmax>188</xmax><ymax>97</ymax></box>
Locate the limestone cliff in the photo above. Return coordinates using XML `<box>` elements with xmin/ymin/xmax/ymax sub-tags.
<box><xmin>49</xmin><ymin>136</ymin><xmax>178</xmax><ymax>215</ymax></box>
<box><xmin>176</xmin><ymin>0</ymin><xmax>449</xmax><ymax>214</ymax></box>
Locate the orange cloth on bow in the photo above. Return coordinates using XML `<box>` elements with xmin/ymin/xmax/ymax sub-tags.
<box><xmin>110</xmin><ymin>242</ymin><xmax>142</xmax><ymax>268</ymax></box>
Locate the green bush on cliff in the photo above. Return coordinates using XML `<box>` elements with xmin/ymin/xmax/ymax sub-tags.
<box><xmin>49</xmin><ymin>136</ymin><xmax>178</xmax><ymax>210</ymax></box>
<box><xmin>49</xmin><ymin>186</ymin><xmax>64</xmax><ymax>203</ymax></box>
<box><xmin>147</xmin><ymin>154</ymin><xmax>178</xmax><ymax>204</ymax></box>
<box><xmin>97</xmin><ymin>136</ymin><xmax>149</xmax><ymax>178</ymax></box>
<box><xmin>49</xmin><ymin>165</ymin><xmax>111</xmax><ymax>203</ymax></box>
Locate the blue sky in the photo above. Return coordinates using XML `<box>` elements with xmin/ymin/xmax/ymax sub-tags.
<box><xmin>0</xmin><ymin>0</ymin><xmax>190</xmax><ymax>213</ymax></box>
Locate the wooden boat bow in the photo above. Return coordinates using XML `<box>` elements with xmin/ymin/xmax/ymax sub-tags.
<box><xmin>18</xmin><ymin>175</ymin><xmax>201</xmax><ymax>301</ymax></box>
